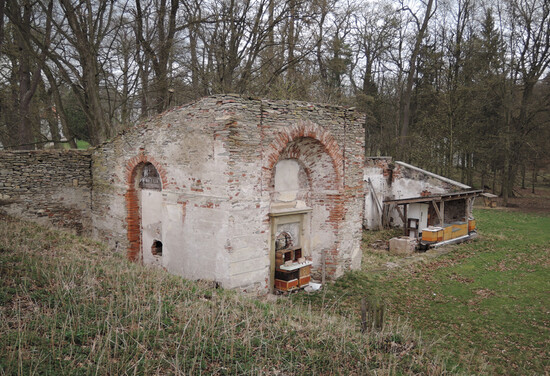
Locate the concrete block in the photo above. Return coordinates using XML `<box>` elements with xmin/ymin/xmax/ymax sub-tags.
<box><xmin>389</xmin><ymin>236</ymin><xmax>417</xmax><ymax>255</ymax></box>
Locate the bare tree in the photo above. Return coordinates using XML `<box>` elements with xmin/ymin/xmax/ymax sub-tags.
<box><xmin>399</xmin><ymin>0</ymin><xmax>436</xmax><ymax>155</ymax></box>
<box><xmin>3</xmin><ymin>0</ymin><xmax>52</xmax><ymax>149</ymax></box>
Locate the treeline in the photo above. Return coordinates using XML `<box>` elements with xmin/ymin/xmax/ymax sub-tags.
<box><xmin>0</xmin><ymin>0</ymin><xmax>549</xmax><ymax>201</ymax></box>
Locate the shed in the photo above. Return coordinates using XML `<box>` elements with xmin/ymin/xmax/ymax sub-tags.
<box><xmin>383</xmin><ymin>190</ymin><xmax>482</xmax><ymax>237</ymax></box>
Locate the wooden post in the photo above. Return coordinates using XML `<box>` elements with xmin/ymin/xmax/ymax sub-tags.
<box><xmin>321</xmin><ymin>249</ymin><xmax>326</xmax><ymax>286</ymax></box>
<box><xmin>465</xmin><ymin>197</ymin><xmax>471</xmax><ymax>221</ymax></box>
<box><xmin>403</xmin><ymin>205</ymin><xmax>408</xmax><ymax>235</ymax></box>
<box><xmin>432</xmin><ymin>200</ymin><xmax>443</xmax><ymax>226</ymax></box>
<box><xmin>361</xmin><ymin>298</ymin><xmax>367</xmax><ymax>333</ymax></box>
<box><xmin>361</xmin><ymin>296</ymin><xmax>385</xmax><ymax>333</ymax></box>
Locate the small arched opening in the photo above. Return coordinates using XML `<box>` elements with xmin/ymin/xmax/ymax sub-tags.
<box><xmin>151</xmin><ymin>240</ymin><xmax>163</xmax><ymax>256</ymax></box>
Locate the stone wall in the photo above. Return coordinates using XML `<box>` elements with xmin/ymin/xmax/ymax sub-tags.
<box><xmin>0</xmin><ymin>96</ymin><xmax>364</xmax><ymax>293</ymax></box>
<box><xmin>0</xmin><ymin>150</ymin><xmax>92</xmax><ymax>233</ymax></box>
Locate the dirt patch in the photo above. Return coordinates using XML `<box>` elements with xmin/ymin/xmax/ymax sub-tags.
<box><xmin>480</xmin><ymin>187</ymin><xmax>550</xmax><ymax>214</ymax></box>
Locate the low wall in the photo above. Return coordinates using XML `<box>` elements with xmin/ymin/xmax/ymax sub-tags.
<box><xmin>0</xmin><ymin>150</ymin><xmax>92</xmax><ymax>233</ymax></box>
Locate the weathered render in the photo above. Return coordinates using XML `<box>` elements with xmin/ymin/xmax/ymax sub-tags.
<box><xmin>0</xmin><ymin>150</ymin><xmax>91</xmax><ymax>233</ymax></box>
<box><xmin>364</xmin><ymin>157</ymin><xmax>470</xmax><ymax>229</ymax></box>
<box><xmin>92</xmin><ymin>95</ymin><xmax>365</xmax><ymax>292</ymax></box>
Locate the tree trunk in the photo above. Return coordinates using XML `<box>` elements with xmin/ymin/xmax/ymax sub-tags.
<box><xmin>41</xmin><ymin>63</ymin><xmax>77</xmax><ymax>148</ymax></box>
<box><xmin>531</xmin><ymin>159</ymin><xmax>537</xmax><ymax>194</ymax></box>
<box><xmin>399</xmin><ymin>0</ymin><xmax>434</xmax><ymax>155</ymax></box>
<box><xmin>521</xmin><ymin>163</ymin><xmax>526</xmax><ymax>189</ymax></box>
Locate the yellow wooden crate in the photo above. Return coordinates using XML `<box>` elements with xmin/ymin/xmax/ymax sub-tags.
<box><xmin>451</xmin><ymin>222</ymin><xmax>468</xmax><ymax>238</ymax></box>
<box><xmin>442</xmin><ymin>225</ymin><xmax>453</xmax><ymax>241</ymax></box>
<box><xmin>422</xmin><ymin>227</ymin><xmax>443</xmax><ymax>242</ymax></box>
<box><xmin>468</xmin><ymin>219</ymin><xmax>476</xmax><ymax>232</ymax></box>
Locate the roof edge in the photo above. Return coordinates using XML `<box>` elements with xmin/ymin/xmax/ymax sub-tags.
<box><xmin>395</xmin><ymin>161</ymin><xmax>471</xmax><ymax>190</ymax></box>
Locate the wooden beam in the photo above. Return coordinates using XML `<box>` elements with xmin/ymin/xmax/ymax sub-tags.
<box><xmin>385</xmin><ymin>196</ymin><xmax>442</xmax><ymax>205</ymax></box>
<box><xmin>395</xmin><ymin>205</ymin><xmax>406</xmax><ymax>223</ymax></box>
<box><xmin>432</xmin><ymin>200</ymin><xmax>443</xmax><ymax>225</ymax></box>
<box><xmin>367</xmin><ymin>178</ymin><xmax>384</xmax><ymax>230</ymax></box>
<box><xmin>382</xmin><ymin>203</ymin><xmax>390</xmax><ymax>228</ymax></box>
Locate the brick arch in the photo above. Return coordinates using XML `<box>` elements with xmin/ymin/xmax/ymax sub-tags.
<box><xmin>124</xmin><ymin>155</ymin><xmax>168</xmax><ymax>262</ymax></box>
<box><xmin>264</xmin><ymin>121</ymin><xmax>344</xmax><ymax>190</ymax></box>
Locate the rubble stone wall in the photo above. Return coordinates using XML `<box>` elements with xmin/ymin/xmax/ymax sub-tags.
<box><xmin>0</xmin><ymin>150</ymin><xmax>92</xmax><ymax>233</ymax></box>
<box><xmin>0</xmin><ymin>95</ymin><xmax>365</xmax><ymax>293</ymax></box>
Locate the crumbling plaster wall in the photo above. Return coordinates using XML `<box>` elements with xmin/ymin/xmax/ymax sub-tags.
<box><xmin>92</xmin><ymin>102</ymin><xmax>234</xmax><ymax>287</ymax></box>
<box><xmin>364</xmin><ymin>158</ymin><xmax>469</xmax><ymax>229</ymax></box>
<box><xmin>0</xmin><ymin>150</ymin><xmax>92</xmax><ymax>233</ymax></box>
<box><xmin>92</xmin><ymin>95</ymin><xmax>364</xmax><ymax>292</ymax></box>
<box><xmin>252</xmin><ymin>98</ymin><xmax>365</xmax><ymax>279</ymax></box>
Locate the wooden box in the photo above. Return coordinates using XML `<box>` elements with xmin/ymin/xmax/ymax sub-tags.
<box><xmin>468</xmin><ymin>219</ymin><xmax>476</xmax><ymax>233</ymax></box>
<box><xmin>451</xmin><ymin>222</ymin><xmax>468</xmax><ymax>238</ymax></box>
<box><xmin>275</xmin><ymin>247</ymin><xmax>311</xmax><ymax>292</ymax></box>
<box><xmin>275</xmin><ymin>278</ymin><xmax>298</xmax><ymax>291</ymax></box>
<box><xmin>299</xmin><ymin>265</ymin><xmax>311</xmax><ymax>277</ymax></box>
<box><xmin>422</xmin><ymin>227</ymin><xmax>443</xmax><ymax>243</ymax></box>
<box><xmin>299</xmin><ymin>276</ymin><xmax>311</xmax><ymax>287</ymax></box>
<box><xmin>442</xmin><ymin>225</ymin><xmax>453</xmax><ymax>241</ymax></box>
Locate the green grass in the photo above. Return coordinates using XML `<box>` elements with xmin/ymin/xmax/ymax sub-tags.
<box><xmin>0</xmin><ymin>215</ymin><xmax>454</xmax><ymax>375</ymax></box>
<box><xmin>2</xmin><ymin>210</ymin><xmax>548</xmax><ymax>375</ymax></box>
<box><xmin>76</xmin><ymin>140</ymin><xmax>91</xmax><ymax>149</ymax></box>
<box><xmin>59</xmin><ymin>140</ymin><xmax>91</xmax><ymax>150</ymax></box>
<box><xmin>360</xmin><ymin>228</ymin><xmax>403</xmax><ymax>271</ymax></box>
<box><xmin>292</xmin><ymin>209</ymin><xmax>550</xmax><ymax>375</ymax></box>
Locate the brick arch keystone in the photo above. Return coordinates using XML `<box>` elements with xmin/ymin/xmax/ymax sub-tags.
<box><xmin>124</xmin><ymin>154</ymin><xmax>168</xmax><ymax>262</ymax></box>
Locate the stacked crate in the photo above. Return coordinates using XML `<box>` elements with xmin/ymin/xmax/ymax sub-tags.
<box><xmin>275</xmin><ymin>247</ymin><xmax>312</xmax><ymax>292</ymax></box>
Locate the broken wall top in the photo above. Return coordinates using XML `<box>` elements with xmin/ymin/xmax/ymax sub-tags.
<box><xmin>101</xmin><ymin>94</ymin><xmax>365</xmax><ymax>148</ymax></box>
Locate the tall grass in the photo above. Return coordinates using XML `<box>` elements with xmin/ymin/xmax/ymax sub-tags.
<box><xmin>0</xmin><ymin>215</ymin><xmax>453</xmax><ymax>375</ymax></box>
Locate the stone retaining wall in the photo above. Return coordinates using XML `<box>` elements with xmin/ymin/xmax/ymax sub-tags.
<box><xmin>0</xmin><ymin>150</ymin><xmax>92</xmax><ymax>233</ymax></box>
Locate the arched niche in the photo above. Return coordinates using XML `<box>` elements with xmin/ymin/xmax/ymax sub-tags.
<box><xmin>269</xmin><ymin>136</ymin><xmax>340</xmax><ymax>292</ymax></box>
<box><xmin>271</xmin><ymin>137</ymin><xmax>339</xmax><ymax>206</ymax></box>
<box><xmin>139</xmin><ymin>163</ymin><xmax>162</xmax><ymax>190</ymax></box>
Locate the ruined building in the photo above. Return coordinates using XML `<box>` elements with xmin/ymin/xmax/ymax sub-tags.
<box><xmin>364</xmin><ymin>157</ymin><xmax>481</xmax><ymax>237</ymax></box>
<box><xmin>0</xmin><ymin>95</ymin><xmax>365</xmax><ymax>293</ymax></box>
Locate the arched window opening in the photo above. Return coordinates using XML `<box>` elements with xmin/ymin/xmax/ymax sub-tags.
<box><xmin>139</xmin><ymin>163</ymin><xmax>162</xmax><ymax>190</ymax></box>
<box><xmin>275</xmin><ymin>231</ymin><xmax>293</xmax><ymax>251</ymax></box>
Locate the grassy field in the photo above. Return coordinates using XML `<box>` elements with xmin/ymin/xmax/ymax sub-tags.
<box><xmin>0</xmin><ymin>215</ymin><xmax>453</xmax><ymax>375</ymax></box>
<box><xmin>1</xmin><ymin>209</ymin><xmax>548</xmax><ymax>375</ymax></box>
<box><xmin>292</xmin><ymin>209</ymin><xmax>550</xmax><ymax>375</ymax></box>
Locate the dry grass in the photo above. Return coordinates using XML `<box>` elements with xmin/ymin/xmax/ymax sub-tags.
<box><xmin>0</xmin><ymin>215</ymin><xmax>455</xmax><ymax>375</ymax></box>
<box><xmin>360</xmin><ymin>228</ymin><xmax>404</xmax><ymax>271</ymax></box>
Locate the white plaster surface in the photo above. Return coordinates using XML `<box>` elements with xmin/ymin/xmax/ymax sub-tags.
<box><xmin>141</xmin><ymin>190</ymin><xmax>163</xmax><ymax>266</ymax></box>
<box><xmin>91</xmin><ymin>96</ymin><xmax>365</xmax><ymax>293</ymax></box>
<box><xmin>408</xmin><ymin>203</ymin><xmax>429</xmax><ymax>233</ymax></box>
<box><xmin>274</xmin><ymin>159</ymin><xmax>301</xmax><ymax>202</ymax></box>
